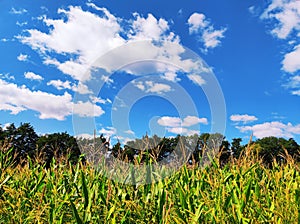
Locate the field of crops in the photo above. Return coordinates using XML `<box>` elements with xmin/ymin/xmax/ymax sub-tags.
<box><xmin>0</xmin><ymin>144</ymin><xmax>300</xmax><ymax>223</ymax></box>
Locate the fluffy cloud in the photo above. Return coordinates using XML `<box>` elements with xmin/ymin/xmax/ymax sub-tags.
<box><xmin>124</xmin><ymin>130</ymin><xmax>135</xmax><ymax>135</ymax></box>
<box><xmin>98</xmin><ymin>127</ymin><xmax>117</xmax><ymax>138</ymax></box>
<box><xmin>129</xmin><ymin>13</ymin><xmax>171</xmax><ymax>41</ymax></box>
<box><xmin>47</xmin><ymin>79</ymin><xmax>91</xmax><ymax>94</ymax></box>
<box><xmin>187</xmin><ymin>74</ymin><xmax>206</xmax><ymax>86</ymax></box>
<box><xmin>261</xmin><ymin>0</ymin><xmax>300</xmax><ymax>39</ymax></box>
<box><xmin>282</xmin><ymin>44</ymin><xmax>300</xmax><ymax>73</ymax></box>
<box><xmin>47</xmin><ymin>80</ymin><xmax>72</xmax><ymax>90</ymax></box>
<box><xmin>230</xmin><ymin>114</ymin><xmax>258</xmax><ymax>123</ymax></box>
<box><xmin>188</xmin><ymin>13</ymin><xmax>207</xmax><ymax>33</ymax></box>
<box><xmin>24</xmin><ymin>72</ymin><xmax>43</xmax><ymax>81</ymax></box>
<box><xmin>90</xmin><ymin>96</ymin><xmax>112</xmax><ymax>104</ymax></box>
<box><xmin>157</xmin><ymin>116</ymin><xmax>181</xmax><ymax>127</ymax></box>
<box><xmin>291</xmin><ymin>90</ymin><xmax>300</xmax><ymax>96</ymax></box>
<box><xmin>182</xmin><ymin>116</ymin><xmax>208</xmax><ymax>126</ymax></box>
<box><xmin>19</xmin><ymin>5</ymin><xmax>204</xmax><ymax>84</ymax></box>
<box><xmin>166</xmin><ymin>127</ymin><xmax>199</xmax><ymax>136</ymax></box>
<box><xmin>19</xmin><ymin>6</ymin><xmax>125</xmax><ymax>81</ymax></box>
<box><xmin>237</xmin><ymin>121</ymin><xmax>300</xmax><ymax>139</ymax></box>
<box><xmin>285</xmin><ymin>75</ymin><xmax>300</xmax><ymax>88</ymax></box>
<box><xmin>187</xmin><ymin>12</ymin><xmax>227</xmax><ymax>51</ymax></box>
<box><xmin>133</xmin><ymin>80</ymin><xmax>172</xmax><ymax>94</ymax></box>
<box><xmin>73</xmin><ymin>101</ymin><xmax>104</xmax><ymax>117</ymax></box>
<box><xmin>17</xmin><ymin>54</ymin><xmax>28</xmax><ymax>61</ymax></box>
<box><xmin>157</xmin><ymin>115</ymin><xmax>207</xmax><ymax>135</ymax></box>
<box><xmin>260</xmin><ymin>0</ymin><xmax>300</xmax><ymax>75</ymax></box>
<box><xmin>162</xmin><ymin>72</ymin><xmax>181</xmax><ymax>82</ymax></box>
<box><xmin>0</xmin><ymin>79</ymin><xmax>103</xmax><ymax>120</ymax></box>
<box><xmin>284</xmin><ymin>75</ymin><xmax>300</xmax><ymax>95</ymax></box>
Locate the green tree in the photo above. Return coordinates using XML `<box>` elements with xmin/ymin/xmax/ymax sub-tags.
<box><xmin>231</xmin><ymin>138</ymin><xmax>243</xmax><ymax>158</ymax></box>
<box><xmin>37</xmin><ymin>132</ymin><xmax>83</xmax><ymax>167</ymax></box>
<box><xmin>255</xmin><ymin>136</ymin><xmax>299</xmax><ymax>167</ymax></box>
<box><xmin>0</xmin><ymin>123</ymin><xmax>38</xmax><ymax>165</ymax></box>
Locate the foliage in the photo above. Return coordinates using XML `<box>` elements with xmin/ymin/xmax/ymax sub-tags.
<box><xmin>0</xmin><ymin>123</ymin><xmax>83</xmax><ymax>167</ymax></box>
<box><xmin>37</xmin><ymin>132</ymin><xmax>83</xmax><ymax>167</ymax></box>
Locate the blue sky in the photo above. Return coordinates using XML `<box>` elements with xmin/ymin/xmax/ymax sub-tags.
<box><xmin>0</xmin><ymin>0</ymin><xmax>300</xmax><ymax>144</ymax></box>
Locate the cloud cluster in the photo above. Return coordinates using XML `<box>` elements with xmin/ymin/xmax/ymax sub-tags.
<box><xmin>24</xmin><ymin>72</ymin><xmax>43</xmax><ymax>81</ymax></box>
<box><xmin>230</xmin><ymin>114</ymin><xmax>258</xmax><ymax>123</ymax></box>
<box><xmin>260</xmin><ymin>0</ymin><xmax>300</xmax><ymax>93</ymax></box>
<box><xmin>237</xmin><ymin>121</ymin><xmax>300</xmax><ymax>139</ymax></box>
<box><xmin>284</xmin><ymin>75</ymin><xmax>300</xmax><ymax>95</ymax></box>
<box><xmin>157</xmin><ymin>115</ymin><xmax>208</xmax><ymax>135</ymax></box>
<box><xmin>133</xmin><ymin>80</ymin><xmax>172</xmax><ymax>94</ymax></box>
<box><xmin>11</xmin><ymin>5</ymin><xmax>212</xmax><ymax>122</ymax></box>
<box><xmin>0</xmin><ymin>79</ymin><xmax>103</xmax><ymax>120</ymax></box>
<box><xmin>187</xmin><ymin>74</ymin><xmax>206</xmax><ymax>86</ymax></box>
<box><xmin>19</xmin><ymin>6</ymin><xmax>125</xmax><ymax>81</ymax></box>
<box><xmin>188</xmin><ymin>12</ymin><xmax>227</xmax><ymax>51</ymax></box>
<box><xmin>10</xmin><ymin>8</ymin><xmax>27</xmax><ymax>15</ymax></box>
<box><xmin>47</xmin><ymin>79</ymin><xmax>91</xmax><ymax>94</ymax></box>
<box><xmin>17</xmin><ymin>54</ymin><xmax>28</xmax><ymax>61</ymax></box>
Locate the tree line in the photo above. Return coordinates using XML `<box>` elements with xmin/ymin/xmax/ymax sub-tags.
<box><xmin>1</xmin><ymin>123</ymin><xmax>300</xmax><ymax>168</ymax></box>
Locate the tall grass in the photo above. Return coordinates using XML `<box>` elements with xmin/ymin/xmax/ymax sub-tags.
<box><xmin>0</xmin><ymin>143</ymin><xmax>299</xmax><ymax>223</ymax></box>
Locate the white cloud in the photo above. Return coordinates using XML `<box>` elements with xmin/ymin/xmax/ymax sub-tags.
<box><xmin>282</xmin><ymin>44</ymin><xmax>300</xmax><ymax>73</ymax></box>
<box><xmin>291</xmin><ymin>90</ymin><xmax>300</xmax><ymax>96</ymax></box>
<box><xmin>19</xmin><ymin>6</ymin><xmax>125</xmax><ymax>81</ymax></box>
<box><xmin>182</xmin><ymin>116</ymin><xmax>208</xmax><ymax>126</ymax></box>
<box><xmin>19</xmin><ymin>5</ymin><xmax>202</xmax><ymax>83</ymax></box>
<box><xmin>162</xmin><ymin>72</ymin><xmax>181</xmax><ymax>82</ymax></box>
<box><xmin>260</xmin><ymin>0</ymin><xmax>300</xmax><ymax>75</ymax></box>
<box><xmin>129</xmin><ymin>13</ymin><xmax>171</xmax><ymax>41</ymax></box>
<box><xmin>90</xmin><ymin>96</ymin><xmax>111</xmax><ymax>104</ymax></box>
<box><xmin>157</xmin><ymin>115</ymin><xmax>207</xmax><ymax>135</ymax></box>
<box><xmin>17</xmin><ymin>54</ymin><xmax>28</xmax><ymax>61</ymax></box>
<box><xmin>0</xmin><ymin>79</ymin><xmax>102</xmax><ymax>120</ymax></box>
<box><xmin>47</xmin><ymin>80</ymin><xmax>72</xmax><ymax>90</ymax></box>
<box><xmin>47</xmin><ymin>79</ymin><xmax>91</xmax><ymax>94</ymax></box>
<box><xmin>230</xmin><ymin>114</ymin><xmax>258</xmax><ymax>123</ymax></box>
<box><xmin>187</xmin><ymin>74</ymin><xmax>206</xmax><ymax>86</ymax></box>
<box><xmin>101</xmin><ymin>75</ymin><xmax>114</xmax><ymax>84</ymax></box>
<box><xmin>261</xmin><ymin>0</ymin><xmax>300</xmax><ymax>39</ymax></box>
<box><xmin>166</xmin><ymin>127</ymin><xmax>199</xmax><ymax>136</ymax></box>
<box><xmin>146</xmin><ymin>82</ymin><xmax>171</xmax><ymax>94</ymax></box>
<box><xmin>236</xmin><ymin>121</ymin><xmax>300</xmax><ymax>139</ymax></box>
<box><xmin>24</xmin><ymin>72</ymin><xmax>43</xmax><ymax>81</ymax></box>
<box><xmin>73</xmin><ymin>101</ymin><xmax>104</xmax><ymax>117</ymax></box>
<box><xmin>0</xmin><ymin>73</ymin><xmax>15</xmax><ymax>81</ymax></box>
<box><xmin>0</xmin><ymin>38</ymin><xmax>9</xmax><ymax>42</ymax></box>
<box><xmin>1</xmin><ymin>123</ymin><xmax>12</xmax><ymax>130</ymax></box>
<box><xmin>75</xmin><ymin>133</ymin><xmax>94</xmax><ymax>139</ymax></box>
<box><xmin>284</xmin><ymin>75</ymin><xmax>300</xmax><ymax>95</ymax></box>
<box><xmin>16</xmin><ymin>21</ymin><xmax>28</xmax><ymax>27</ymax></box>
<box><xmin>72</xmin><ymin>82</ymin><xmax>92</xmax><ymax>94</ymax></box>
<box><xmin>188</xmin><ymin>13</ymin><xmax>208</xmax><ymax>33</ymax></box>
<box><xmin>10</xmin><ymin>8</ymin><xmax>27</xmax><ymax>15</ymax></box>
<box><xmin>133</xmin><ymin>80</ymin><xmax>172</xmax><ymax>94</ymax></box>
<box><xmin>202</xmin><ymin>28</ymin><xmax>226</xmax><ymax>49</ymax></box>
<box><xmin>285</xmin><ymin>75</ymin><xmax>300</xmax><ymax>88</ymax></box>
<box><xmin>99</xmin><ymin>127</ymin><xmax>117</xmax><ymax>138</ymax></box>
<box><xmin>157</xmin><ymin>116</ymin><xmax>181</xmax><ymax>127</ymax></box>
<box><xmin>248</xmin><ymin>6</ymin><xmax>255</xmax><ymax>15</ymax></box>
<box><xmin>187</xmin><ymin>12</ymin><xmax>227</xmax><ymax>50</ymax></box>
<box><xmin>0</xmin><ymin>79</ymin><xmax>72</xmax><ymax>120</ymax></box>
<box><xmin>124</xmin><ymin>130</ymin><xmax>135</xmax><ymax>135</ymax></box>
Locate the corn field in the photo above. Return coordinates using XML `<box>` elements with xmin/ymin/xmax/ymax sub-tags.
<box><xmin>0</xmin><ymin>144</ymin><xmax>300</xmax><ymax>223</ymax></box>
